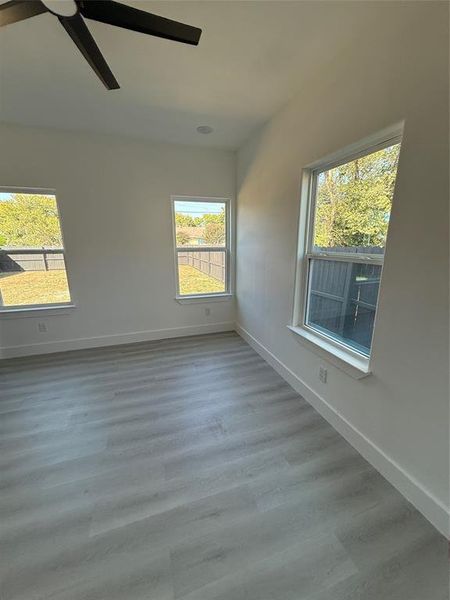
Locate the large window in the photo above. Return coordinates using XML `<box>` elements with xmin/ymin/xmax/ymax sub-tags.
<box><xmin>294</xmin><ymin>134</ymin><xmax>402</xmax><ymax>362</ymax></box>
<box><xmin>172</xmin><ymin>197</ymin><xmax>230</xmax><ymax>298</ymax></box>
<box><xmin>0</xmin><ymin>189</ymin><xmax>72</xmax><ymax>310</ymax></box>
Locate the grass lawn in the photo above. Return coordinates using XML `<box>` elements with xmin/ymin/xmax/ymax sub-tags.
<box><xmin>0</xmin><ymin>270</ymin><xmax>71</xmax><ymax>306</ymax></box>
<box><xmin>179</xmin><ymin>265</ymin><xmax>225</xmax><ymax>295</ymax></box>
<box><xmin>0</xmin><ymin>266</ymin><xmax>223</xmax><ymax>306</ymax></box>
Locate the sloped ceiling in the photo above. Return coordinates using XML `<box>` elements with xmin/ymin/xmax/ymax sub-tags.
<box><xmin>0</xmin><ymin>1</ymin><xmax>417</xmax><ymax>149</ymax></box>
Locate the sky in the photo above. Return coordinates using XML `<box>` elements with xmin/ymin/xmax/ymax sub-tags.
<box><xmin>0</xmin><ymin>192</ymin><xmax>55</xmax><ymax>201</ymax></box>
<box><xmin>174</xmin><ymin>200</ymin><xmax>225</xmax><ymax>217</ymax></box>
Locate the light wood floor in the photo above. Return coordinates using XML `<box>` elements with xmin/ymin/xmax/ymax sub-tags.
<box><xmin>0</xmin><ymin>332</ymin><xmax>447</xmax><ymax>600</ymax></box>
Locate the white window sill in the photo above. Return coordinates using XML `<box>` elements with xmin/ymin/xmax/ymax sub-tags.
<box><xmin>0</xmin><ymin>303</ymin><xmax>76</xmax><ymax>319</ymax></box>
<box><xmin>175</xmin><ymin>293</ymin><xmax>233</xmax><ymax>305</ymax></box>
<box><xmin>287</xmin><ymin>325</ymin><xmax>371</xmax><ymax>379</ymax></box>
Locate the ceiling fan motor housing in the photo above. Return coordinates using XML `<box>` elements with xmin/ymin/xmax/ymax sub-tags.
<box><xmin>40</xmin><ymin>0</ymin><xmax>79</xmax><ymax>18</ymax></box>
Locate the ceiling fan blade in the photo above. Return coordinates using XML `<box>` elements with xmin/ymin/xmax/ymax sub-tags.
<box><xmin>58</xmin><ymin>13</ymin><xmax>120</xmax><ymax>90</ymax></box>
<box><xmin>78</xmin><ymin>1</ymin><xmax>202</xmax><ymax>46</ymax></box>
<box><xmin>0</xmin><ymin>0</ymin><xmax>47</xmax><ymax>27</ymax></box>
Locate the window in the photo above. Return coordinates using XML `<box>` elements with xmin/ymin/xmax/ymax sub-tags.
<box><xmin>0</xmin><ymin>189</ymin><xmax>73</xmax><ymax>310</ymax></box>
<box><xmin>172</xmin><ymin>197</ymin><xmax>230</xmax><ymax>298</ymax></box>
<box><xmin>293</xmin><ymin>132</ymin><xmax>402</xmax><ymax>364</ymax></box>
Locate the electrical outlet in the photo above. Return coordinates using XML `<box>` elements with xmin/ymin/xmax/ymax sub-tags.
<box><xmin>37</xmin><ymin>322</ymin><xmax>47</xmax><ymax>333</ymax></box>
<box><xmin>319</xmin><ymin>366</ymin><xmax>327</xmax><ymax>383</ymax></box>
<box><xmin>205</xmin><ymin>307</ymin><xmax>211</xmax><ymax>316</ymax></box>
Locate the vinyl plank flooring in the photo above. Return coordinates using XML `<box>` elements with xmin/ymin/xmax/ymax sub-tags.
<box><xmin>0</xmin><ymin>332</ymin><xmax>446</xmax><ymax>600</ymax></box>
<box><xmin>45</xmin><ymin>552</ymin><xmax>174</xmax><ymax>600</ymax></box>
<box><xmin>176</xmin><ymin>531</ymin><xmax>358</xmax><ymax>600</ymax></box>
<box><xmin>304</xmin><ymin>532</ymin><xmax>449</xmax><ymax>600</ymax></box>
<box><xmin>88</xmin><ymin>450</ymin><xmax>290</xmax><ymax>537</ymax></box>
<box><xmin>89</xmin><ymin>482</ymin><xmax>257</xmax><ymax>538</ymax></box>
<box><xmin>169</xmin><ymin>467</ymin><xmax>397</xmax><ymax>598</ymax></box>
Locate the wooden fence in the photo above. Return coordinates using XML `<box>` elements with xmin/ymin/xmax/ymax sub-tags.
<box><xmin>0</xmin><ymin>248</ymin><xmax>66</xmax><ymax>272</ymax></box>
<box><xmin>308</xmin><ymin>247</ymin><xmax>383</xmax><ymax>353</ymax></box>
<box><xmin>178</xmin><ymin>251</ymin><xmax>225</xmax><ymax>283</ymax></box>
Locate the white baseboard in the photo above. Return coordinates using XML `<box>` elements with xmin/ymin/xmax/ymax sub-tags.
<box><xmin>0</xmin><ymin>321</ymin><xmax>235</xmax><ymax>359</ymax></box>
<box><xmin>235</xmin><ymin>322</ymin><xmax>450</xmax><ymax>539</ymax></box>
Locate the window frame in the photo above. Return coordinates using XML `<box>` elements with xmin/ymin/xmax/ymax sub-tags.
<box><xmin>171</xmin><ymin>195</ymin><xmax>232</xmax><ymax>301</ymax></box>
<box><xmin>0</xmin><ymin>186</ymin><xmax>75</xmax><ymax>314</ymax></box>
<box><xmin>290</xmin><ymin>125</ymin><xmax>403</xmax><ymax>376</ymax></box>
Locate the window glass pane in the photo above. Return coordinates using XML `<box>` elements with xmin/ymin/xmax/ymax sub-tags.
<box><xmin>313</xmin><ymin>143</ymin><xmax>401</xmax><ymax>254</ymax></box>
<box><xmin>174</xmin><ymin>200</ymin><xmax>226</xmax><ymax>247</ymax></box>
<box><xmin>0</xmin><ymin>192</ymin><xmax>71</xmax><ymax>307</ymax></box>
<box><xmin>306</xmin><ymin>258</ymin><xmax>381</xmax><ymax>356</ymax></box>
<box><xmin>177</xmin><ymin>251</ymin><xmax>226</xmax><ymax>295</ymax></box>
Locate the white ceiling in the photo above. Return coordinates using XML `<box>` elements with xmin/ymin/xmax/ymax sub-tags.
<box><xmin>0</xmin><ymin>1</ymin><xmax>402</xmax><ymax>149</ymax></box>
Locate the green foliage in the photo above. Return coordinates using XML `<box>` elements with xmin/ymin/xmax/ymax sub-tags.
<box><xmin>175</xmin><ymin>207</ymin><xmax>225</xmax><ymax>228</ymax></box>
<box><xmin>204</xmin><ymin>222</ymin><xmax>225</xmax><ymax>245</ymax></box>
<box><xmin>175</xmin><ymin>206</ymin><xmax>226</xmax><ymax>246</ymax></box>
<box><xmin>0</xmin><ymin>194</ymin><xmax>63</xmax><ymax>248</ymax></box>
<box><xmin>175</xmin><ymin>213</ymin><xmax>197</xmax><ymax>227</ymax></box>
<box><xmin>202</xmin><ymin>209</ymin><xmax>225</xmax><ymax>225</ymax></box>
<box><xmin>176</xmin><ymin>231</ymin><xmax>191</xmax><ymax>246</ymax></box>
<box><xmin>314</xmin><ymin>144</ymin><xmax>400</xmax><ymax>249</ymax></box>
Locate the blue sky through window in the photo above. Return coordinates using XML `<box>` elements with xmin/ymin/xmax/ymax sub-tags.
<box><xmin>0</xmin><ymin>192</ymin><xmax>55</xmax><ymax>201</ymax></box>
<box><xmin>174</xmin><ymin>200</ymin><xmax>224</xmax><ymax>217</ymax></box>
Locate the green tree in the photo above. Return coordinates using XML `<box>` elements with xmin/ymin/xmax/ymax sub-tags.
<box><xmin>0</xmin><ymin>194</ymin><xmax>63</xmax><ymax>247</ymax></box>
<box><xmin>175</xmin><ymin>207</ymin><xmax>225</xmax><ymax>229</ymax></box>
<box><xmin>175</xmin><ymin>213</ymin><xmax>207</xmax><ymax>228</ymax></box>
<box><xmin>175</xmin><ymin>213</ymin><xmax>195</xmax><ymax>227</ymax></box>
<box><xmin>202</xmin><ymin>208</ymin><xmax>225</xmax><ymax>226</ymax></box>
<box><xmin>314</xmin><ymin>144</ymin><xmax>400</xmax><ymax>249</ymax></box>
<box><xmin>204</xmin><ymin>222</ymin><xmax>225</xmax><ymax>245</ymax></box>
<box><xmin>176</xmin><ymin>230</ymin><xmax>190</xmax><ymax>246</ymax></box>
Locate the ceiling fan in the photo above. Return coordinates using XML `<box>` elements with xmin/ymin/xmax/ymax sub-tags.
<box><xmin>0</xmin><ymin>0</ymin><xmax>202</xmax><ymax>90</ymax></box>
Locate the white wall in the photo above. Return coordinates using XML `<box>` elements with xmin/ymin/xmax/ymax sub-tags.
<box><xmin>236</xmin><ymin>2</ymin><xmax>449</xmax><ymax>535</ymax></box>
<box><xmin>0</xmin><ymin>123</ymin><xmax>235</xmax><ymax>355</ymax></box>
